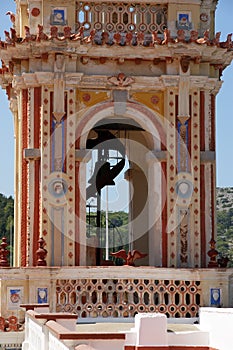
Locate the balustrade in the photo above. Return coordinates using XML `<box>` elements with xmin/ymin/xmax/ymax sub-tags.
<box><xmin>75</xmin><ymin>2</ymin><xmax>167</xmax><ymax>34</ymax></box>
<box><xmin>56</xmin><ymin>277</ymin><xmax>201</xmax><ymax>318</ymax></box>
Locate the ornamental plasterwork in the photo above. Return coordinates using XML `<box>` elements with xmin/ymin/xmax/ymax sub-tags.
<box><xmin>107</xmin><ymin>73</ymin><xmax>135</xmax><ymax>87</ymax></box>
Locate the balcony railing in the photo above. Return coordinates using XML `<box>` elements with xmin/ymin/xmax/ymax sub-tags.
<box><xmin>56</xmin><ymin>277</ymin><xmax>201</xmax><ymax>318</ymax></box>
<box><xmin>0</xmin><ymin>266</ymin><xmax>231</xmax><ymax>324</ymax></box>
<box><xmin>75</xmin><ymin>2</ymin><xmax>167</xmax><ymax>34</ymax></box>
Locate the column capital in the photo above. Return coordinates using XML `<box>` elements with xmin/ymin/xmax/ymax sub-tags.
<box><xmin>177</xmin><ymin>115</ymin><xmax>190</xmax><ymax>124</ymax></box>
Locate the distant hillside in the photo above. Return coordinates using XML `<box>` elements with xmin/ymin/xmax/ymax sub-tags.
<box><xmin>216</xmin><ymin>188</ymin><xmax>233</xmax><ymax>266</ymax></box>
<box><xmin>216</xmin><ymin>187</ymin><xmax>233</xmax><ymax>211</ymax></box>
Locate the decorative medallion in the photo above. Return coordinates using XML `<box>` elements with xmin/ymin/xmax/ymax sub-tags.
<box><xmin>200</xmin><ymin>13</ymin><xmax>209</xmax><ymax>22</ymax></box>
<box><xmin>151</xmin><ymin>95</ymin><xmax>160</xmax><ymax>104</ymax></box>
<box><xmin>177</xmin><ymin>11</ymin><xmax>192</xmax><ymax>30</ymax></box>
<box><xmin>175</xmin><ymin>179</ymin><xmax>193</xmax><ymax>199</ymax></box>
<box><xmin>31</xmin><ymin>8</ymin><xmax>40</xmax><ymax>17</ymax></box>
<box><xmin>210</xmin><ymin>288</ymin><xmax>221</xmax><ymax>306</ymax></box>
<box><xmin>51</xmin><ymin>7</ymin><xmax>67</xmax><ymax>26</ymax></box>
<box><xmin>48</xmin><ymin>178</ymin><xmax>68</xmax><ymax>198</ymax></box>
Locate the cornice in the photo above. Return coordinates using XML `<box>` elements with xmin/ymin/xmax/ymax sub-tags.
<box><xmin>1</xmin><ymin>29</ymin><xmax>233</xmax><ymax>69</ymax></box>
<box><xmin>10</xmin><ymin>72</ymin><xmax>221</xmax><ymax>92</ymax></box>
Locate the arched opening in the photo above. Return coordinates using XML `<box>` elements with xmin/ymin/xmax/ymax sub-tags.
<box><xmin>84</xmin><ymin>117</ymin><xmax>160</xmax><ymax>266</ymax></box>
<box><xmin>77</xmin><ymin>103</ymin><xmax>166</xmax><ymax>267</ymax></box>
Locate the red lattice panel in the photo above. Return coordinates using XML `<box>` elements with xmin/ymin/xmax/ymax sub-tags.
<box><xmin>75</xmin><ymin>2</ymin><xmax>167</xmax><ymax>33</ymax></box>
<box><xmin>56</xmin><ymin>278</ymin><xmax>201</xmax><ymax>318</ymax></box>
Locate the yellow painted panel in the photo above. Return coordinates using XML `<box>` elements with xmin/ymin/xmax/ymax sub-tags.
<box><xmin>131</xmin><ymin>92</ymin><xmax>164</xmax><ymax>117</ymax></box>
<box><xmin>77</xmin><ymin>91</ymin><xmax>110</xmax><ymax>107</ymax></box>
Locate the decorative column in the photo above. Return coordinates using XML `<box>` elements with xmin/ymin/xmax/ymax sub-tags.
<box><xmin>39</xmin><ymin>60</ymin><xmax>78</xmax><ymax>266</ymax></box>
<box><xmin>166</xmin><ymin>86</ymin><xmax>177</xmax><ymax>267</ymax></box>
<box><xmin>10</xmin><ymin>96</ymin><xmax>20</xmax><ymax>267</ymax></box>
<box><xmin>191</xmin><ymin>89</ymin><xmax>201</xmax><ymax>268</ymax></box>
<box><xmin>26</xmin><ymin>87</ymin><xmax>34</xmax><ymax>266</ymax></box>
<box><xmin>65</xmin><ymin>88</ymin><xmax>76</xmax><ymax>266</ymax></box>
<box><xmin>147</xmin><ymin>151</ymin><xmax>166</xmax><ymax>267</ymax></box>
<box><xmin>21</xmin><ymin>88</ymin><xmax>28</xmax><ymax>267</ymax></box>
<box><xmin>40</xmin><ymin>85</ymin><xmax>51</xmax><ymax>263</ymax></box>
<box><xmin>23</xmin><ymin>85</ymin><xmax>41</xmax><ymax>266</ymax></box>
<box><xmin>75</xmin><ymin>150</ymin><xmax>92</xmax><ymax>266</ymax></box>
<box><xmin>200</xmin><ymin>86</ymin><xmax>218</xmax><ymax>267</ymax></box>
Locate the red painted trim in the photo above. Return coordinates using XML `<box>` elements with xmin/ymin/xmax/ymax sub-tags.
<box><xmin>63</xmin><ymin>92</ymin><xmax>67</xmax><ymax>173</ymax></box>
<box><xmin>75</xmin><ymin>160</ymin><xmax>80</xmax><ymax>266</ymax></box>
<box><xmin>50</xmin><ymin>91</ymin><xmax>53</xmax><ymax>173</ymax></box>
<box><xmin>34</xmin><ymin>87</ymin><xmax>41</xmax><ymax>149</ymax></box>
<box><xmin>211</xmin><ymin>164</ymin><xmax>215</xmax><ymax>240</ymax></box>
<box><xmin>200</xmin><ymin>91</ymin><xmax>205</xmax><ymax>151</ymax></box>
<box><xmin>21</xmin><ymin>89</ymin><xmax>28</xmax><ymax>267</ymax></box>
<box><xmin>20</xmin><ymin>303</ymin><xmax>50</xmax><ymax>311</ymax></box>
<box><xmin>59</xmin><ymin>333</ymin><xmax>125</xmax><ymax>340</ymax></box>
<box><xmin>175</xmin><ymin>95</ymin><xmax>179</xmax><ymax>174</ymax></box>
<box><xmin>35</xmin><ymin>313</ymin><xmax>77</xmax><ymax>320</ymax></box>
<box><xmin>210</xmin><ymin>94</ymin><xmax>215</xmax><ymax>151</ymax></box>
<box><xmin>188</xmin><ymin>95</ymin><xmax>192</xmax><ymax>172</ymax></box>
<box><xmin>33</xmin><ymin>87</ymin><xmax>41</xmax><ymax>266</ymax></box>
<box><xmin>130</xmin><ymin>347</ymin><xmax>218</xmax><ymax>350</ymax></box>
<box><xmin>200</xmin><ymin>164</ymin><xmax>206</xmax><ymax>267</ymax></box>
<box><xmin>162</xmin><ymin>161</ymin><xmax>167</xmax><ymax>267</ymax></box>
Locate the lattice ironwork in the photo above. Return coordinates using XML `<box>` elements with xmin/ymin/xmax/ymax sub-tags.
<box><xmin>75</xmin><ymin>2</ymin><xmax>167</xmax><ymax>33</ymax></box>
<box><xmin>56</xmin><ymin>278</ymin><xmax>201</xmax><ymax>318</ymax></box>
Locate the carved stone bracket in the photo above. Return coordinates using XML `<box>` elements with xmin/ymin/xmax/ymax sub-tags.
<box><xmin>24</xmin><ymin>148</ymin><xmax>41</xmax><ymax>161</ymax></box>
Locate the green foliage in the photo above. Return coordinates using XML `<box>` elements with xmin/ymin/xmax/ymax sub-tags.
<box><xmin>86</xmin><ymin>210</ymin><xmax>129</xmax><ymax>264</ymax></box>
<box><xmin>1</xmin><ymin>189</ymin><xmax>233</xmax><ymax>267</ymax></box>
<box><xmin>86</xmin><ymin>210</ymin><xmax>129</xmax><ymax>246</ymax></box>
<box><xmin>0</xmin><ymin>193</ymin><xmax>14</xmax><ymax>244</ymax></box>
<box><xmin>216</xmin><ymin>208</ymin><xmax>233</xmax><ymax>266</ymax></box>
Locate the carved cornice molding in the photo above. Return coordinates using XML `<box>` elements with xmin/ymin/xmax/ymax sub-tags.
<box><xmin>10</xmin><ymin>71</ymin><xmax>221</xmax><ymax>93</ymax></box>
<box><xmin>160</xmin><ymin>75</ymin><xmax>179</xmax><ymax>87</ymax></box>
<box><xmin>35</xmin><ymin>72</ymin><xmax>54</xmax><ymax>85</ymax></box>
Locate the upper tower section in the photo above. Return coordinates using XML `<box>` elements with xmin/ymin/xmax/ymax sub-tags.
<box><xmin>14</xmin><ymin>0</ymin><xmax>218</xmax><ymax>39</ymax></box>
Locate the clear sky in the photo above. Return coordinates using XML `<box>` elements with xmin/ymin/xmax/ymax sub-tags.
<box><xmin>0</xmin><ymin>0</ymin><xmax>232</xmax><ymax>197</ymax></box>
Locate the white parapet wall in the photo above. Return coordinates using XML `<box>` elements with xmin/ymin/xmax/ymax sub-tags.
<box><xmin>22</xmin><ymin>309</ymin><xmax>216</xmax><ymax>350</ymax></box>
<box><xmin>0</xmin><ymin>266</ymin><xmax>232</xmax><ymax>321</ymax></box>
<box><xmin>134</xmin><ymin>313</ymin><xmax>168</xmax><ymax>346</ymax></box>
<box><xmin>200</xmin><ymin>307</ymin><xmax>233</xmax><ymax>350</ymax></box>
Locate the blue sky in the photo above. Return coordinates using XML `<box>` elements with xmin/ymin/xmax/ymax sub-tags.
<box><xmin>0</xmin><ymin>0</ymin><xmax>232</xmax><ymax>197</ymax></box>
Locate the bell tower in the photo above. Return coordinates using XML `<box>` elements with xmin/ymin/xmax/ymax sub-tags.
<box><xmin>1</xmin><ymin>0</ymin><xmax>232</xmax><ymax>268</ymax></box>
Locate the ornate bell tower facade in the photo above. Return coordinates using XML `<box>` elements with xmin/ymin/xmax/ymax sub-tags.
<box><xmin>1</xmin><ymin>0</ymin><xmax>232</xmax><ymax>268</ymax></box>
